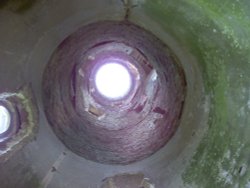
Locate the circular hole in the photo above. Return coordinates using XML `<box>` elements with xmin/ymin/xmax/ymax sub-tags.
<box><xmin>94</xmin><ymin>62</ymin><xmax>132</xmax><ymax>100</ymax></box>
<box><xmin>0</xmin><ymin>105</ymin><xmax>11</xmax><ymax>135</ymax></box>
<box><xmin>43</xmin><ymin>21</ymin><xmax>186</xmax><ymax>164</ymax></box>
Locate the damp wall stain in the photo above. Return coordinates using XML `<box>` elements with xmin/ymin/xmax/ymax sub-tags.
<box><xmin>0</xmin><ymin>0</ymin><xmax>38</xmax><ymax>13</ymax></box>
<box><xmin>144</xmin><ymin>0</ymin><xmax>250</xmax><ymax>187</ymax></box>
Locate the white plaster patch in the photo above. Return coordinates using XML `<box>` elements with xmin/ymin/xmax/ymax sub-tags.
<box><xmin>219</xmin><ymin>166</ymin><xmax>233</xmax><ymax>185</ymax></box>
<box><xmin>247</xmin><ymin>100</ymin><xmax>250</xmax><ymax>110</ymax></box>
<box><xmin>246</xmin><ymin>181</ymin><xmax>250</xmax><ymax>188</ymax></box>
<box><xmin>239</xmin><ymin>164</ymin><xmax>247</xmax><ymax>177</ymax></box>
<box><xmin>239</xmin><ymin>106</ymin><xmax>245</xmax><ymax>117</ymax></box>
<box><xmin>224</xmin><ymin>150</ymin><xmax>231</xmax><ymax>159</ymax></box>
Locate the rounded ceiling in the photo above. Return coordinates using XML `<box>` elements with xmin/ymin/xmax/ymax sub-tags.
<box><xmin>42</xmin><ymin>20</ymin><xmax>186</xmax><ymax>164</ymax></box>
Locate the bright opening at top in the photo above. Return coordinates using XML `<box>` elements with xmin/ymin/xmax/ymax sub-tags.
<box><xmin>95</xmin><ymin>62</ymin><xmax>132</xmax><ymax>100</ymax></box>
<box><xmin>0</xmin><ymin>105</ymin><xmax>11</xmax><ymax>134</ymax></box>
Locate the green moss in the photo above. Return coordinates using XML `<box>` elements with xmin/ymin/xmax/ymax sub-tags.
<box><xmin>144</xmin><ymin>0</ymin><xmax>250</xmax><ymax>187</ymax></box>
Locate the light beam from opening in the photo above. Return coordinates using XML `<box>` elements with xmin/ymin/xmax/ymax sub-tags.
<box><xmin>0</xmin><ymin>105</ymin><xmax>11</xmax><ymax>134</ymax></box>
<box><xmin>94</xmin><ymin>62</ymin><xmax>132</xmax><ymax>100</ymax></box>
